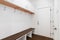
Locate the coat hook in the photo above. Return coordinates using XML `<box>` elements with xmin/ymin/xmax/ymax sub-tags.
<box><xmin>3</xmin><ymin>6</ymin><xmax>6</xmax><ymax>11</ymax></box>
<box><xmin>37</xmin><ymin>20</ymin><xmax>39</xmax><ymax>25</ymax></box>
<box><xmin>14</xmin><ymin>9</ymin><xmax>16</xmax><ymax>13</ymax></box>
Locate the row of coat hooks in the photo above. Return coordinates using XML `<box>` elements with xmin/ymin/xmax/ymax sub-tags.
<box><xmin>1</xmin><ymin>5</ymin><xmax>17</xmax><ymax>13</ymax></box>
<box><xmin>1</xmin><ymin>6</ymin><xmax>24</xmax><ymax>16</ymax></box>
<box><xmin>3</xmin><ymin>7</ymin><xmax>27</xmax><ymax>15</ymax></box>
<box><xmin>0</xmin><ymin>0</ymin><xmax>34</xmax><ymax>14</ymax></box>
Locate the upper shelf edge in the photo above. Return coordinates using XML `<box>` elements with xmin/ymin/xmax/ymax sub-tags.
<box><xmin>0</xmin><ymin>0</ymin><xmax>34</xmax><ymax>14</ymax></box>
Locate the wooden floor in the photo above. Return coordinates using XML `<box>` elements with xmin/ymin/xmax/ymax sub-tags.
<box><xmin>27</xmin><ymin>34</ymin><xmax>53</xmax><ymax>40</ymax></box>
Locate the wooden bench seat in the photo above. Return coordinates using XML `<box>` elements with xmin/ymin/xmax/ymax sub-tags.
<box><xmin>2</xmin><ymin>28</ymin><xmax>34</xmax><ymax>40</ymax></box>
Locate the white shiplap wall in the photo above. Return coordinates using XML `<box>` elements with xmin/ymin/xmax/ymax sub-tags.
<box><xmin>29</xmin><ymin>0</ymin><xmax>51</xmax><ymax>38</ymax></box>
<box><xmin>0</xmin><ymin>4</ymin><xmax>33</xmax><ymax>39</ymax></box>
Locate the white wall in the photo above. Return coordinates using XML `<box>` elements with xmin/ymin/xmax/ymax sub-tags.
<box><xmin>0</xmin><ymin>4</ymin><xmax>33</xmax><ymax>39</ymax></box>
<box><xmin>29</xmin><ymin>0</ymin><xmax>50</xmax><ymax>8</ymax></box>
<box><xmin>5</xmin><ymin>0</ymin><xmax>35</xmax><ymax>12</ymax></box>
<box><xmin>54</xmin><ymin>0</ymin><xmax>60</xmax><ymax>40</ymax></box>
<box><xmin>33</xmin><ymin>8</ymin><xmax>51</xmax><ymax>37</ymax></box>
<box><xmin>31</xmin><ymin>0</ymin><xmax>60</xmax><ymax>39</ymax></box>
<box><xmin>30</xmin><ymin>0</ymin><xmax>51</xmax><ymax>38</ymax></box>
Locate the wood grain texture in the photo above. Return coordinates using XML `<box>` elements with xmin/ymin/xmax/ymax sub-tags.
<box><xmin>0</xmin><ymin>0</ymin><xmax>34</xmax><ymax>14</ymax></box>
<box><xmin>27</xmin><ymin>34</ymin><xmax>53</xmax><ymax>40</ymax></box>
<box><xmin>2</xmin><ymin>28</ymin><xmax>34</xmax><ymax>40</ymax></box>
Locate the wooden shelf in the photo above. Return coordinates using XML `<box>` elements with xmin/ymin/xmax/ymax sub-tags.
<box><xmin>0</xmin><ymin>0</ymin><xmax>34</xmax><ymax>14</ymax></box>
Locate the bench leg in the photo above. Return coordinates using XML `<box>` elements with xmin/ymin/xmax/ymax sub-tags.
<box><xmin>27</xmin><ymin>31</ymin><xmax>33</xmax><ymax>38</ymax></box>
<box><xmin>16</xmin><ymin>35</ymin><xmax>27</xmax><ymax>40</ymax></box>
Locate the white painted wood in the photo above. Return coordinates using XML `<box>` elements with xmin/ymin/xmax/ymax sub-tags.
<box><xmin>34</xmin><ymin>8</ymin><xmax>51</xmax><ymax>37</ymax></box>
<box><xmin>16</xmin><ymin>31</ymin><xmax>33</xmax><ymax>40</ymax></box>
<box><xmin>16</xmin><ymin>35</ymin><xmax>25</xmax><ymax>40</ymax></box>
<box><xmin>53</xmin><ymin>0</ymin><xmax>59</xmax><ymax>40</ymax></box>
<box><xmin>29</xmin><ymin>0</ymin><xmax>52</xmax><ymax>38</ymax></box>
<box><xmin>16</xmin><ymin>35</ymin><xmax>27</xmax><ymax>40</ymax></box>
<box><xmin>0</xmin><ymin>4</ymin><xmax>33</xmax><ymax>39</ymax></box>
<box><xmin>27</xmin><ymin>31</ymin><xmax>32</xmax><ymax>38</ymax></box>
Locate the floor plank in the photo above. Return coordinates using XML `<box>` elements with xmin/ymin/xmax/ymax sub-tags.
<box><xmin>27</xmin><ymin>34</ymin><xmax>53</xmax><ymax>40</ymax></box>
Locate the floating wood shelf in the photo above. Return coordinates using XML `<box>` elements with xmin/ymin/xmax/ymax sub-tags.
<box><xmin>0</xmin><ymin>0</ymin><xmax>34</xmax><ymax>14</ymax></box>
